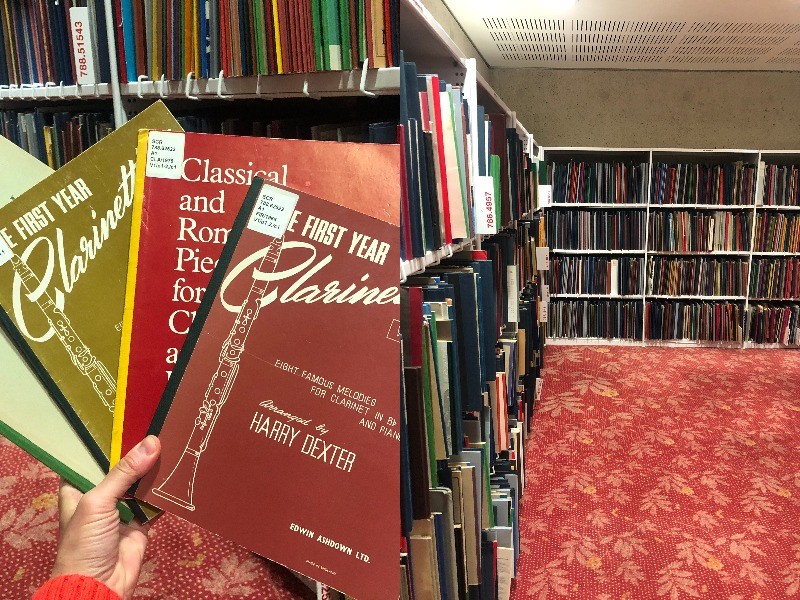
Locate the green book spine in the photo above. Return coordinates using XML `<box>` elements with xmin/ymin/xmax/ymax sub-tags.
<box><xmin>450</xmin><ymin>99</ymin><xmax>471</xmax><ymax>238</ymax></box>
<box><xmin>421</xmin><ymin>325</ymin><xmax>439</xmax><ymax>488</ymax></box>
<box><xmin>253</xmin><ymin>0</ymin><xmax>266</xmax><ymax>73</ymax></box>
<box><xmin>357</xmin><ymin>0</ymin><xmax>366</xmax><ymax>62</ymax></box>
<box><xmin>311</xmin><ymin>0</ymin><xmax>324</xmax><ymax>71</ymax></box>
<box><xmin>338</xmin><ymin>0</ymin><xmax>352</xmax><ymax>70</ymax></box>
<box><xmin>483</xmin><ymin>447</ymin><xmax>494</xmax><ymax>528</ymax></box>
<box><xmin>322</xmin><ymin>0</ymin><xmax>341</xmax><ymax>69</ymax></box>
<box><xmin>491</xmin><ymin>154</ymin><xmax>501</xmax><ymax>227</ymax></box>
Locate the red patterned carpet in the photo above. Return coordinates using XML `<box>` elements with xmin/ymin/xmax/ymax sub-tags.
<box><xmin>3</xmin><ymin>346</ymin><xmax>800</xmax><ymax>599</ymax></box>
<box><xmin>512</xmin><ymin>345</ymin><xmax>800</xmax><ymax>600</ymax></box>
<box><xmin>0</xmin><ymin>436</ymin><xmax>314</xmax><ymax>599</ymax></box>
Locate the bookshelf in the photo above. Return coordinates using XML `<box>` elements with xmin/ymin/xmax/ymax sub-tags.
<box><xmin>544</xmin><ymin>147</ymin><xmax>800</xmax><ymax>348</ymax></box>
<box><xmin>397</xmin><ymin>2</ymin><xmax>548</xmax><ymax>597</ymax></box>
<box><xmin>0</xmin><ymin>0</ymin><xmax>547</xmax><ymax>594</ymax></box>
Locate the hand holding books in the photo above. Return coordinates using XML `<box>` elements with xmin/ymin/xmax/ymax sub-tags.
<box><xmin>43</xmin><ymin>436</ymin><xmax>161</xmax><ymax>600</ymax></box>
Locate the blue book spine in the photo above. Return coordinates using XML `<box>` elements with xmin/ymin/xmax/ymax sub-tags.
<box><xmin>120</xmin><ymin>0</ymin><xmax>137</xmax><ymax>82</ymax></box>
<box><xmin>202</xmin><ymin>0</ymin><xmax>210</xmax><ymax>78</ymax></box>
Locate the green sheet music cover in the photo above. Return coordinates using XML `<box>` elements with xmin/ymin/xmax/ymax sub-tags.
<box><xmin>0</xmin><ymin>102</ymin><xmax>181</xmax><ymax>472</ymax></box>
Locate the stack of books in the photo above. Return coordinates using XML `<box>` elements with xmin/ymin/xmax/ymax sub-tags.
<box><xmin>400</xmin><ymin>219</ymin><xmax>546</xmax><ymax>599</ymax></box>
<box><xmin>0</xmin><ymin>1</ymin><xmax>399</xmax><ymax>86</ymax></box>
<box><xmin>400</xmin><ymin>59</ymin><xmax>539</xmax><ymax>261</ymax></box>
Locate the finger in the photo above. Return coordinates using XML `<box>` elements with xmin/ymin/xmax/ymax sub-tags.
<box><xmin>58</xmin><ymin>478</ymin><xmax>83</xmax><ymax>530</ymax></box>
<box><xmin>88</xmin><ymin>436</ymin><xmax>161</xmax><ymax>511</ymax></box>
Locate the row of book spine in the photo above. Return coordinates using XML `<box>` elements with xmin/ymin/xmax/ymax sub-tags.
<box><xmin>748</xmin><ymin>304</ymin><xmax>800</xmax><ymax>344</ymax></box>
<box><xmin>648</xmin><ymin>211</ymin><xmax>751</xmax><ymax>252</ymax></box>
<box><xmin>547</xmin><ymin>160</ymin><xmax>648</xmax><ymax>205</ymax></box>
<box><xmin>1</xmin><ymin>106</ymin><xmax>399</xmax><ymax>168</ymax></box>
<box><xmin>754</xmin><ymin>212</ymin><xmax>800</xmax><ymax>252</ymax></box>
<box><xmin>0</xmin><ymin>0</ymin><xmax>113</xmax><ymax>86</ymax></box>
<box><xmin>763</xmin><ymin>164</ymin><xmax>800</xmax><ymax>206</ymax></box>
<box><xmin>548</xmin><ymin>299</ymin><xmax>643</xmax><ymax>340</ymax></box>
<box><xmin>646</xmin><ymin>300</ymin><xmax>744</xmax><ymax>342</ymax></box>
<box><xmin>548</xmin><ymin>298</ymin><xmax>800</xmax><ymax>345</ymax></box>
<box><xmin>547</xmin><ymin>209</ymin><xmax>753</xmax><ymax>252</ymax></box>
<box><xmin>0</xmin><ymin>1</ymin><xmax>398</xmax><ymax>86</ymax></box>
<box><xmin>113</xmin><ymin>0</ymin><xmax>399</xmax><ymax>82</ymax></box>
<box><xmin>549</xmin><ymin>159</ymin><xmax>800</xmax><ymax>207</ymax></box>
<box><xmin>548</xmin><ymin>256</ymin><xmax>643</xmax><ymax>296</ymax></box>
<box><xmin>548</xmin><ymin>255</ymin><xmax>799</xmax><ymax>299</ymax></box>
<box><xmin>646</xmin><ymin>257</ymin><xmax>748</xmax><ymax>297</ymax></box>
<box><xmin>400</xmin><ymin>220</ymin><xmax>547</xmax><ymax>599</ymax></box>
<box><xmin>750</xmin><ymin>258</ymin><xmax>800</xmax><ymax>299</ymax></box>
<box><xmin>399</xmin><ymin>58</ymin><xmax>538</xmax><ymax>261</ymax></box>
<box><xmin>546</xmin><ymin>210</ymin><xmax>645</xmax><ymax>251</ymax></box>
<box><xmin>0</xmin><ymin>110</ymin><xmax>113</xmax><ymax>169</ymax></box>
<box><xmin>651</xmin><ymin>161</ymin><xmax>756</xmax><ymax>205</ymax></box>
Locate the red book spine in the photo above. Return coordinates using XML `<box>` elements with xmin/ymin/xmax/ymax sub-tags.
<box><xmin>383</xmin><ymin>0</ymin><xmax>392</xmax><ymax>65</ymax></box>
<box><xmin>264</xmin><ymin>0</ymin><xmax>276</xmax><ymax>74</ymax></box>
<box><xmin>364</xmin><ymin>0</ymin><xmax>374</xmax><ymax>66</ymax></box>
<box><xmin>430</xmin><ymin>76</ymin><xmax>453</xmax><ymax>243</ymax></box>
<box><xmin>113</xmin><ymin>0</ymin><xmax>127</xmax><ymax>82</ymax></box>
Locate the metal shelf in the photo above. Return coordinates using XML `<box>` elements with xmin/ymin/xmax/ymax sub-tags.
<box><xmin>401</xmin><ymin>238</ymin><xmax>475</xmax><ymax>280</ymax></box>
<box><xmin>743</xmin><ymin>341</ymin><xmax>800</xmax><ymax>348</ymax></box>
<box><xmin>0</xmin><ymin>82</ymin><xmax>113</xmax><ymax>100</ymax></box>
<box><xmin>751</xmin><ymin>251</ymin><xmax>799</xmax><ymax>256</ymax></box>
<box><xmin>648</xmin><ymin>204</ymin><xmax>755</xmax><ymax>210</ymax></box>
<box><xmin>0</xmin><ymin>69</ymin><xmax>401</xmax><ymax>103</ymax></box>
<box><xmin>551</xmin><ymin>249</ymin><xmax>646</xmax><ymax>254</ymax></box>
<box><xmin>550</xmin><ymin>293</ymin><xmax>643</xmax><ymax>299</ymax></box>
<box><xmin>648</xmin><ymin>250</ymin><xmax>751</xmax><ymax>256</ymax></box>
<box><xmin>748</xmin><ymin>297</ymin><xmax>800</xmax><ymax>302</ymax></box>
<box><xmin>120</xmin><ymin>68</ymin><xmax>400</xmax><ymax>100</ymax></box>
<box><xmin>757</xmin><ymin>205</ymin><xmax>800</xmax><ymax>211</ymax></box>
<box><xmin>547</xmin><ymin>337</ymin><xmax>745</xmax><ymax>348</ymax></box>
<box><xmin>548</xmin><ymin>203</ymin><xmax>646</xmax><ymax>209</ymax></box>
<box><xmin>645</xmin><ymin>295</ymin><xmax>746</xmax><ymax>301</ymax></box>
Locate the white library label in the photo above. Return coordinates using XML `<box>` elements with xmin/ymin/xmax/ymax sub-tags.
<box><xmin>474</xmin><ymin>176</ymin><xmax>497</xmax><ymax>235</ymax></box>
<box><xmin>542</xmin><ymin>284</ymin><xmax>550</xmax><ymax>303</ymax></box>
<box><xmin>0</xmin><ymin>236</ymin><xmax>12</xmax><ymax>266</ymax></box>
<box><xmin>539</xmin><ymin>300</ymin><xmax>548</xmax><ymax>323</ymax></box>
<box><xmin>146</xmin><ymin>132</ymin><xmax>186</xmax><ymax>179</ymax></box>
<box><xmin>507</xmin><ymin>266</ymin><xmax>519</xmax><ymax>323</ymax></box>
<box><xmin>536</xmin><ymin>247</ymin><xmax>550</xmax><ymax>271</ymax></box>
<box><xmin>69</xmin><ymin>8</ymin><xmax>97</xmax><ymax>85</ymax></box>
<box><xmin>538</xmin><ymin>184</ymin><xmax>552</xmax><ymax>207</ymax></box>
<box><xmin>248</xmin><ymin>184</ymin><xmax>299</xmax><ymax>238</ymax></box>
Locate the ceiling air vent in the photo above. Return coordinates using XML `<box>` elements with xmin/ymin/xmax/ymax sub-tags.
<box><xmin>467</xmin><ymin>6</ymin><xmax>800</xmax><ymax>70</ymax></box>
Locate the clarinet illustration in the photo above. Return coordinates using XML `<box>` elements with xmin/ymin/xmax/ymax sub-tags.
<box><xmin>10</xmin><ymin>255</ymin><xmax>116</xmax><ymax>411</ymax></box>
<box><xmin>153</xmin><ymin>237</ymin><xmax>284</xmax><ymax>511</ymax></box>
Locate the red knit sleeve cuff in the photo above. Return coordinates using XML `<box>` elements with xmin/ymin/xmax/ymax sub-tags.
<box><xmin>32</xmin><ymin>574</ymin><xmax>120</xmax><ymax>600</ymax></box>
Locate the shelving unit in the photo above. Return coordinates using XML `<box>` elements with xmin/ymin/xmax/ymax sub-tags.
<box><xmin>1</xmin><ymin>2</ymin><xmax>548</xmax><ymax>597</ymax></box>
<box><xmin>544</xmin><ymin>147</ymin><xmax>800</xmax><ymax>348</ymax></box>
<box><xmin>398</xmin><ymin>0</ymin><xmax>541</xmax><ymax>270</ymax></box>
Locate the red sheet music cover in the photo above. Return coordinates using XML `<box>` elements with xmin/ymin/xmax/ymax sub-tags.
<box><xmin>134</xmin><ymin>177</ymin><xmax>401</xmax><ymax>599</ymax></box>
<box><xmin>113</xmin><ymin>131</ymin><xmax>400</xmax><ymax>465</ymax></box>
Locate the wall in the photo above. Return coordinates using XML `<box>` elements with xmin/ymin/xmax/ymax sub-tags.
<box><xmin>490</xmin><ymin>69</ymin><xmax>800</xmax><ymax>149</ymax></box>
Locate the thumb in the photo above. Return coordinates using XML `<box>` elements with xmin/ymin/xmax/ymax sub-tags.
<box><xmin>91</xmin><ymin>436</ymin><xmax>161</xmax><ymax>508</ymax></box>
